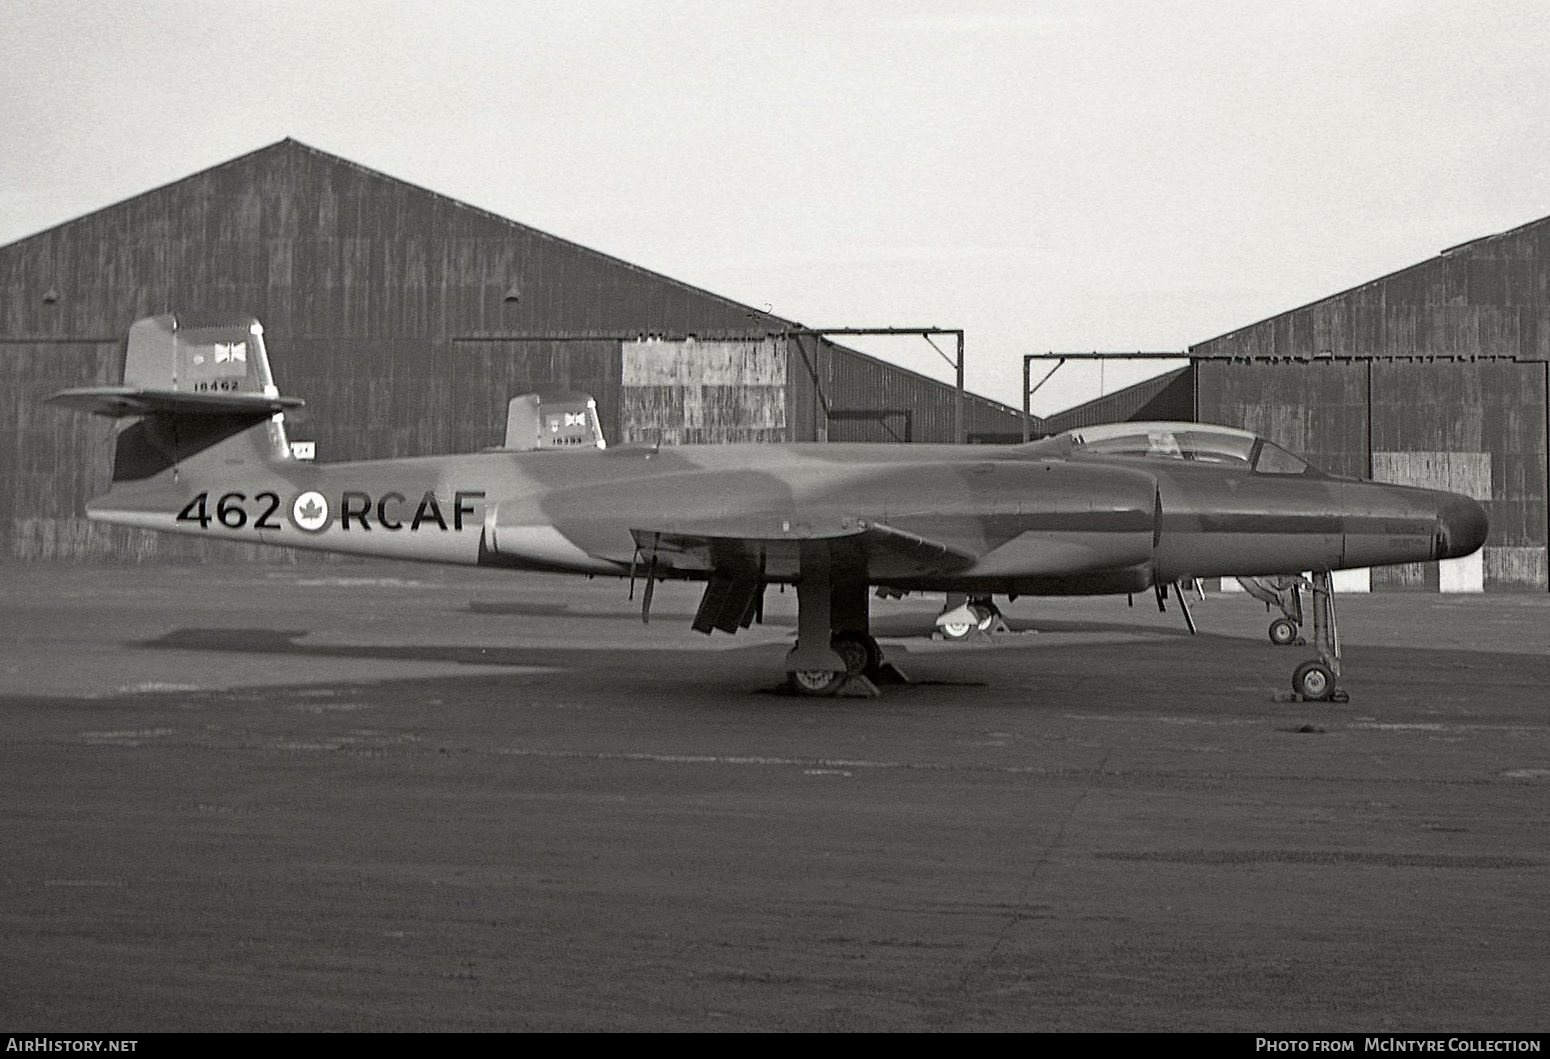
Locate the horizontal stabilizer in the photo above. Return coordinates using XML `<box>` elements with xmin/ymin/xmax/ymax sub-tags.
<box><xmin>48</xmin><ymin>386</ymin><xmax>304</xmax><ymax>419</ymax></box>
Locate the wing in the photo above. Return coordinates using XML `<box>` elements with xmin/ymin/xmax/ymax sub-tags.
<box><xmin>629</xmin><ymin>517</ymin><xmax>976</xmax><ymax>582</ymax></box>
<box><xmin>627</xmin><ymin>517</ymin><xmax>977</xmax><ymax>635</ymax></box>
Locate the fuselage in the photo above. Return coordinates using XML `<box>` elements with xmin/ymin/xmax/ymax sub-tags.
<box><xmin>89</xmin><ymin>436</ymin><xmax>1489</xmax><ymax>596</ymax></box>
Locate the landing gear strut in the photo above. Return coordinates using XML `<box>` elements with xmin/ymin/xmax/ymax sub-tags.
<box><xmin>1289</xmin><ymin>570</ymin><xmax>1347</xmax><ymax>703</ymax></box>
<box><xmin>785</xmin><ymin>544</ymin><xmax>901</xmax><ymax>697</ymax></box>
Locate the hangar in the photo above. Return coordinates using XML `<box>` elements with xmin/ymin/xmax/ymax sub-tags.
<box><xmin>1035</xmin><ymin>218</ymin><xmax>1550</xmax><ymax>591</ymax></box>
<box><xmin>0</xmin><ymin>139</ymin><xmax>1028</xmax><ymax>562</ymax></box>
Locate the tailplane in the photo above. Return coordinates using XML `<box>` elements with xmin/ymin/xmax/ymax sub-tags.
<box><xmin>49</xmin><ymin>314</ymin><xmax>304</xmax><ymax>483</ymax></box>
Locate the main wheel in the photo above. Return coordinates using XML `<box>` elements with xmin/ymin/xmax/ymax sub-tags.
<box><xmin>788</xmin><ymin>669</ymin><xmax>847</xmax><ymax>696</ymax></box>
<box><xmin>1292</xmin><ymin>660</ymin><xmax>1336</xmax><ymax>701</ymax></box>
<box><xmin>968</xmin><ymin>602</ymin><xmax>998</xmax><ymax>630</ymax></box>
<box><xmin>938</xmin><ymin>618</ymin><xmax>975</xmax><ymax>640</ymax></box>
<box><xmin>831</xmin><ymin>631</ymin><xmax>882</xmax><ymax>677</ymax></box>
<box><xmin>1269</xmin><ymin>618</ymin><xmax>1299</xmax><ymax>646</ymax></box>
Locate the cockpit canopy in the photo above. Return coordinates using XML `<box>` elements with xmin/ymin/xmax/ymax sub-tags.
<box><xmin>1060</xmin><ymin>421</ymin><xmax>1319</xmax><ymax>476</ymax></box>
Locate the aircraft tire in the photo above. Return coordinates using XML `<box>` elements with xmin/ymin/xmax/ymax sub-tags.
<box><xmin>1269</xmin><ymin>618</ymin><xmax>1299</xmax><ymax>646</ymax></box>
<box><xmin>831</xmin><ymin>632</ymin><xmax>882</xmax><ymax>677</ymax></box>
<box><xmin>788</xmin><ymin>669</ymin><xmax>847</xmax><ymax>696</ymax></box>
<box><xmin>1292</xmin><ymin>660</ymin><xmax>1336</xmax><ymax>701</ymax></box>
<box><xmin>969</xmin><ymin>601</ymin><xmax>999</xmax><ymax>629</ymax></box>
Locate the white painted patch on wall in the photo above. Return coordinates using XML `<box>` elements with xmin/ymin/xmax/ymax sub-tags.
<box><xmin>1371</xmin><ymin>451</ymin><xmax>1492</xmax><ymax>501</ymax></box>
<box><xmin>1440</xmin><ymin>550</ymin><xmax>1485</xmax><ymax>593</ymax></box>
<box><xmin>620</xmin><ymin>339</ymin><xmax>787</xmax><ymax>444</ymax></box>
<box><xmin>1332</xmin><ymin>567</ymin><xmax>1370</xmax><ymax>593</ymax></box>
<box><xmin>1372</xmin><ymin>450</ymin><xmax>1490</xmax><ymax>592</ymax></box>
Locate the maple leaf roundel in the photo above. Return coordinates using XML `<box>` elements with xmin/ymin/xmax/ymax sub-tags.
<box><xmin>289</xmin><ymin>491</ymin><xmax>330</xmax><ymax>533</ymax></box>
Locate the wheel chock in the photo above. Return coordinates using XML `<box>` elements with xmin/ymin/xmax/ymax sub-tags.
<box><xmin>834</xmin><ymin>675</ymin><xmax>881</xmax><ymax>698</ymax></box>
<box><xmin>1272</xmin><ymin>688</ymin><xmax>1351</xmax><ymax>704</ymax></box>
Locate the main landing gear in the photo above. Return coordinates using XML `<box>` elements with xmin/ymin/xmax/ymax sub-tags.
<box><xmin>784</xmin><ymin>542</ymin><xmax>906</xmax><ymax>697</ymax></box>
<box><xmin>788</xmin><ymin>629</ymin><xmax>892</xmax><ymax>696</ymax></box>
<box><xmin>934</xmin><ymin>595</ymin><xmax>1007</xmax><ymax>641</ymax></box>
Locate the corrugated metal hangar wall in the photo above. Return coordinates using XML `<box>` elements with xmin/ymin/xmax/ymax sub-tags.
<box><xmin>0</xmin><ymin>139</ymin><xmax>1025</xmax><ymax>561</ymax></box>
<box><xmin>1190</xmin><ymin>218</ymin><xmax>1550</xmax><ymax>591</ymax></box>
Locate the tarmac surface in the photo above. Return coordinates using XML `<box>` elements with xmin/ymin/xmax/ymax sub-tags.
<box><xmin>1</xmin><ymin>562</ymin><xmax>1547</xmax><ymax>1032</ymax></box>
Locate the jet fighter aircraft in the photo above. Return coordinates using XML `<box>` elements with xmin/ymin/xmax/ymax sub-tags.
<box><xmin>49</xmin><ymin>314</ymin><xmax>1489</xmax><ymax>699</ymax></box>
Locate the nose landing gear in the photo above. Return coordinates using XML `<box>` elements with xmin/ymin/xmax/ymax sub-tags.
<box><xmin>1238</xmin><ymin>575</ymin><xmax>1308</xmax><ymax>646</ymax></box>
<box><xmin>1288</xmin><ymin>570</ymin><xmax>1348</xmax><ymax>703</ymax></box>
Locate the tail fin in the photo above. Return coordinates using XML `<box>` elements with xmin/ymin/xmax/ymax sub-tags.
<box><xmin>49</xmin><ymin>314</ymin><xmax>304</xmax><ymax>483</ymax></box>
<box><xmin>499</xmin><ymin>389</ymin><xmax>607</xmax><ymax>451</ymax></box>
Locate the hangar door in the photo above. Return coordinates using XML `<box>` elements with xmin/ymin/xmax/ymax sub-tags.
<box><xmin>1</xmin><ymin>341</ymin><xmax>120</xmax><ymax>560</ymax></box>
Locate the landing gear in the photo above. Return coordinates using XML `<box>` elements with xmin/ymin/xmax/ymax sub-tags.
<box><xmin>1238</xmin><ymin>575</ymin><xmax>1307</xmax><ymax>646</ymax></box>
<box><xmin>1288</xmin><ymin>570</ymin><xmax>1348</xmax><ymax>703</ymax></box>
<box><xmin>1269</xmin><ymin>617</ymin><xmax>1299</xmax><ymax>646</ymax></box>
<box><xmin>1292</xmin><ymin>659</ymin><xmax>1335</xmax><ymax>701</ymax></box>
<box><xmin>788</xmin><ymin>667</ymin><xmax>848</xmax><ymax>696</ymax></box>
<box><xmin>935</xmin><ymin>595</ymin><xmax>1004</xmax><ymax>641</ymax></box>
<box><xmin>784</xmin><ymin>546</ymin><xmax>897</xmax><ymax>697</ymax></box>
<box><xmin>831</xmin><ymin>630</ymin><xmax>883</xmax><ymax>678</ymax></box>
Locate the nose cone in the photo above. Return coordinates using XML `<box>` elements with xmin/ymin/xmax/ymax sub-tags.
<box><xmin>1437</xmin><ymin>494</ymin><xmax>1489</xmax><ymax>559</ymax></box>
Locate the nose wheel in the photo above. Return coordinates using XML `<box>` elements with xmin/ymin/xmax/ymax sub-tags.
<box><xmin>1238</xmin><ymin>575</ymin><xmax>1307</xmax><ymax>645</ymax></box>
<box><xmin>1268</xmin><ymin>617</ymin><xmax>1300</xmax><ymax>646</ymax></box>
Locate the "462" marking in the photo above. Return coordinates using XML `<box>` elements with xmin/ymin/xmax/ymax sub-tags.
<box><xmin>176</xmin><ymin>492</ymin><xmax>283</xmax><ymax>530</ymax></box>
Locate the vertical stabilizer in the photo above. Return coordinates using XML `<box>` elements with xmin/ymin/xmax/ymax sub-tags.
<box><xmin>501</xmin><ymin>390</ymin><xmax>607</xmax><ymax>450</ymax></box>
<box><xmin>126</xmin><ymin>313</ymin><xmax>281</xmax><ymax>401</ymax></box>
<box><xmin>49</xmin><ymin>314</ymin><xmax>302</xmax><ymax>488</ymax></box>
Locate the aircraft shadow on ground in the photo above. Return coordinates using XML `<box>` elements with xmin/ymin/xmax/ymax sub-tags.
<box><xmin>468</xmin><ymin>599</ymin><xmax>740</xmax><ymax>626</ymax></box>
<box><xmin>128</xmin><ymin>618</ymin><xmax>1550</xmax><ymax>700</ymax></box>
<box><xmin>128</xmin><ymin>626</ymin><xmax>998</xmax><ymax>696</ymax></box>
<box><xmin>129</xmin><ymin>621</ymin><xmax>1185</xmax><ymax>681</ymax></box>
<box><xmin>464</xmin><ymin>599</ymin><xmax>1204</xmax><ymax>641</ymax></box>
<box><xmin>64</xmin><ymin>624</ymin><xmax>1543</xmax><ymax>714</ymax></box>
<box><xmin>138</xmin><ymin>627</ymin><xmax>607</xmax><ymax>669</ymax></box>
<box><xmin>127</xmin><ymin>619</ymin><xmax>1314</xmax><ymax>676</ymax></box>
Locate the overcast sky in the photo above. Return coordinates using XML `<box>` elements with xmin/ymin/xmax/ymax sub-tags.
<box><xmin>4</xmin><ymin>0</ymin><xmax>1548</xmax><ymax>413</ymax></box>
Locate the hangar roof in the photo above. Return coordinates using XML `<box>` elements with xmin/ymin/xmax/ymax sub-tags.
<box><xmin>2</xmin><ymin>138</ymin><xmax>1030</xmax><ymax>428</ymax></box>
<box><xmin>1190</xmin><ymin>212</ymin><xmax>1550</xmax><ymax>362</ymax></box>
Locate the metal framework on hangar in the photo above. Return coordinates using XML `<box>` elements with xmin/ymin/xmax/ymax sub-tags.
<box><xmin>457</xmin><ymin>325</ymin><xmax>971</xmax><ymax>443</ymax></box>
<box><xmin>1020</xmin><ymin>347</ymin><xmax>1550</xmax><ymax>443</ymax></box>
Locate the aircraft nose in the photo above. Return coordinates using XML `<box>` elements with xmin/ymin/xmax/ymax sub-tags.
<box><xmin>1436</xmin><ymin>494</ymin><xmax>1489</xmax><ymax>559</ymax></box>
